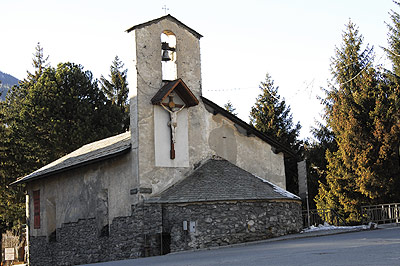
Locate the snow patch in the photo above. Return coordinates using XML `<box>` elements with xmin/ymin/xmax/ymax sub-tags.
<box><xmin>301</xmin><ymin>222</ymin><xmax>367</xmax><ymax>233</ymax></box>
<box><xmin>255</xmin><ymin>175</ymin><xmax>301</xmax><ymax>200</ymax></box>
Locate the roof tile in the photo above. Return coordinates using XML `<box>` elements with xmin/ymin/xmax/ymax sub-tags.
<box><xmin>13</xmin><ymin>131</ymin><xmax>131</xmax><ymax>185</ymax></box>
<box><xmin>153</xmin><ymin>157</ymin><xmax>300</xmax><ymax>203</ymax></box>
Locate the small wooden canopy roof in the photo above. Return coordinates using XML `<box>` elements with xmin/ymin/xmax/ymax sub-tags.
<box><xmin>151</xmin><ymin>79</ymin><xmax>199</xmax><ymax>107</ymax></box>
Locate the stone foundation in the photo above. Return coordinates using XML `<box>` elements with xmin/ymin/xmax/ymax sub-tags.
<box><xmin>29</xmin><ymin>200</ymin><xmax>302</xmax><ymax>265</ymax></box>
<box><xmin>29</xmin><ymin>203</ymin><xmax>162</xmax><ymax>266</ymax></box>
<box><xmin>162</xmin><ymin>200</ymin><xmax>302</xmax><ymax>252</ymax></box>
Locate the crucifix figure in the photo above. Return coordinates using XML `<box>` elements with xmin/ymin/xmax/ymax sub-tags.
<box><xmin>160</xmin><ymin>92</ymin><xmax>185</xmax><ymax>159</ymax></box>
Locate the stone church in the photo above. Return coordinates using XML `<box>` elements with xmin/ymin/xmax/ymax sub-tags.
<box><xmin>14</xmin><ymin>15</ymin><xmax>302</xmax><ymax>265</ymax></box>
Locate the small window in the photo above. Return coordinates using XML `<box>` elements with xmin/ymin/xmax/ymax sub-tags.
<box><xmin>33</xmin><ymin>190</ymin><xmax>40</xmax><ymax>229</ymax></box>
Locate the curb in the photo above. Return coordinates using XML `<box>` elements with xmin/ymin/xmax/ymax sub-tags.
<box><xmin>166</xmin><ymin>226</ymin><xmax>370</xmax><ymax>256</ymax></box>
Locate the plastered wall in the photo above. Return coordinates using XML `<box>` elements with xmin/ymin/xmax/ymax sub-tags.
<box><xmin>27</xmin><ymin>152</ymin><xmax>137</xmax><ymax>237</ymax></box>
<box><xmin>206</xmin><ymin>111</ymin><xmax>286</xmax><ymax>189</ymax></box>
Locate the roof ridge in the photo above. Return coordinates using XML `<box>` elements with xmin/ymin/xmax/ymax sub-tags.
<box><xmin>126</xmin><ymin>14</ymin><xmax>203</xmax><ymax>39</ymax></box>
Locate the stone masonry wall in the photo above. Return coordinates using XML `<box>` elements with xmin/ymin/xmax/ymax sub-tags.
<box><xmin>162</xmin><ymin>200</ymin><xmax>302</xmax><ymax>252</ymax></box>
<box><xmin>29</xmin><ymin>200</ymin><xmax>301</xmax><ymax>265</ymax></box>
<box><xmin>29</xmin><ymin>203</ymin><xmax>162</xmax><ymax>266</ymax></box>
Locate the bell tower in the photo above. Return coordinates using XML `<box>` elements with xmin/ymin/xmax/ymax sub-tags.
<box><xmin>126</xmin><ymin>15</ymin><xmax>203</xmax><ymax>196</ymax></box>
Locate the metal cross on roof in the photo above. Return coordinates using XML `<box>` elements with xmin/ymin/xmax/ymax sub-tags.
<box><xmin>162</xmin><ymin>5</ymin><xmax>169</xmax><ymax>15</ymax></box>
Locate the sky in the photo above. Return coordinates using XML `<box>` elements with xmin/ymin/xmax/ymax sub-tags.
<box><xmin>1</xmin><ymin>0</ymin><xmax>397</xmax><ymax>139</ymax></box>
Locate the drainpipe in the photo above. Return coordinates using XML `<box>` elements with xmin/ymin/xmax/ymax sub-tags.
<box><xmin>306</xmin><ymin>191</ymin><xmax>310</xmax><ymax>228</ymax></box>
<box><xmin>160</xmin><ymin>204</ymin><xmax>163</xmax><ymax>255</ymax></box>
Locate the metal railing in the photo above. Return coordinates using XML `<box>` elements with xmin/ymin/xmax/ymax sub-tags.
<box><xmin>361</xmin><ymin>203</ymin><xmax>400</xmax><ymax>224</ymax></box>
<box><xmin>302</xmin><ymin>208</ymin><xmax>346</xmax><ymax>228</ymax></box>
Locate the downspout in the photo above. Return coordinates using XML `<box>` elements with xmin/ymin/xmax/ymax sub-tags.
<box><xmin>160</xmin><ymin>203</ymin><xmax>163</xmax><ymax>255</ymax></box>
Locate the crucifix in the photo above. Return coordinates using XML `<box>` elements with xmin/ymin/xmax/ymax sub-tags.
<box><xmin>160</xmin><ymin>92</ymin><xmax>185</xmax><ymax>159</ymax></box>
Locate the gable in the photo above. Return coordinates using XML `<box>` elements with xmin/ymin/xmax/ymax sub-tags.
<box><xmin>126</xmin><ymin>14</ymin><xmax>203</xmax><ymax>39</ymax></box>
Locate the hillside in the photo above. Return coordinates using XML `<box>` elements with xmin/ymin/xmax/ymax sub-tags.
<box><xmin>0</xmin><ymin>71</ymin><xmax>19</xmax><ymax>101</ymax></box>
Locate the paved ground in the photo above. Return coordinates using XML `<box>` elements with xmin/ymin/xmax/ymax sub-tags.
<box><xmin>86</xmin><ymin>224</ymin><xmax>400</xmax><ymax>266</ymax></box>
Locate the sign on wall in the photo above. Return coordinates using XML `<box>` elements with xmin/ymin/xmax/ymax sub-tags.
<box><xmin>5</xmin><ymin>247</ymin><xmax>15</xmax><ymax>261</ymax></box>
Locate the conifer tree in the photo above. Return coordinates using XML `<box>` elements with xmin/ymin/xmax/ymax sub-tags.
<box><xmin>385</xmin><ymin>1</ymin><xmax>400</xmax><ymax>76</ymax></box>
<box><xmin>28</xmin><ymin>42</ymin><xmax>49</xmax><ymax>80</ymax></box>
<box><xmin>224</xmin><ymin>100</ymin><xmax>237</xmax><ymax>115</ymax></box>
<box><xmin>316</xmin><ymin>20</ymin><xmax>400</xmax><ymax>223</ymax></box>
<box><xmin>250</xmin><ymin>73</ymin><xmax>301</xmax><ymax>194</ymax></box>
<box><xmin>100</xmin><ymin>56</ymin><xmax>129</xmax><ymax>131</ymax></box>
<box><xmin>304</xmin><ymin>123</ymin><xmax>336</xmax><ymax>209</ymax></box>
<box><xmin>0</xmin><ymin>44</ymin><xmax>50</xmax><ymax>234</ymax></box>
<box><xmin>250</xmin><ymin>73</ymin><xmax>301</xmax><ymax>150</ymax></box>
<box><xmin>316</xmin><ymin>21</ymin><xmax>373</xmax><ymax>223</ymax></box>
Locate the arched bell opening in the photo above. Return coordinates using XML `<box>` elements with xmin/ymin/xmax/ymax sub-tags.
<box><xmin>161</xmin><ymin>31</ymin><xmax>177</xmax><ymax>81</ymax></box>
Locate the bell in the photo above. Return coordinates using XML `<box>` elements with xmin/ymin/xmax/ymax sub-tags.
<box><xmin>162</xmin><ymin>50</ymin><xmax>171</xmax><ymax>61</ymax></box>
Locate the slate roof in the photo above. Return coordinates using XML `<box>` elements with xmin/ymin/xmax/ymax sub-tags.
<box><xmin>13</xmin><ymin>131</ymin><xmax>131</xmax><ymax>185</ymax></box>
<box><xmin>126</xmin><ymin>14</ymin><xmax>203</xmax><ymax>39</ymax></box>
<box><xmin>152</xmin><ymin>157</ymin><xmax>300</xmax><ymax>203</ymax></box>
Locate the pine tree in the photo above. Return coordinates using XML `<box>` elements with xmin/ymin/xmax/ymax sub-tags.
<box><xmin>27</xmin><ymin>42</ymin><xmax>49</xmax><ymax>80</ymax></box>
<box><xmin>0</xmin><ymin>44</ymin><xmax>50</xmax><ymax>234</ymax></box>
<box><xmin>385</xmin><ymin>1</ymin><xmax>400</xmax><ymax>76</ymax></box>
<box><xmin>316</xmin><ymin>20</ymin><xmax>400</xmax><ymax>224</ymax></box>
<box><xmin>249</xmin><ymin>73</ymin><xmax>301</xmax><ymax>150</ymax></box>
<box><xmin>14</xmin><ymin>62</ymin><xmax>127</xmax><ymax>166</ymax></box>
<box><xmin>317</xmin><ymin>21</ymin><xmax>373</xmax><ymax>223</ymax></box>
<box><xmin>304</xmin><ymin>123</ymin><xmax>337</xmax><ymax>209</ymax></box>
<box><xmin>224</xmin><ymin>100</ymin><xmax>237</xmax><ymax>115</ymax></box>
<box><xmin>100</xmin><ymin>56</ymin><xmax>129</xmax><ymax>131</ymax></box>
<box><xmin>249</xmin><ymin>73</ymin><xmax>302</xmax><ymax>194</ymax></box>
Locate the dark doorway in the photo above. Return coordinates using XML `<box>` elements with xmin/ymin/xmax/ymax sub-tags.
<box><xmin>161</xmin><ymin>232</ymin><xmax>171</xmax><ymax>255</ymax></box>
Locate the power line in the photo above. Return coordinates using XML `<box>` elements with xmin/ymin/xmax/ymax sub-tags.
<box><xmin>205</xmin><ymin>87</ymin><xmax>256</xmax><ymax>92</ymax></box>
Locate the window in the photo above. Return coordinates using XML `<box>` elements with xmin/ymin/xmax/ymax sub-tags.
<box><xmin>33</xmin><ymin>190</ymin><xmax>40</xmax><ymax>229</ymax></box>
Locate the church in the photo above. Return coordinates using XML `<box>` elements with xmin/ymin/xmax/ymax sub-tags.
<box><xmin>14</xmin><ymin>15</ymin><xmax>302</xmax><ymax>265</ymax></box>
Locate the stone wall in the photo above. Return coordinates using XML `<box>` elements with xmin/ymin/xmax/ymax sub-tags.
<box><xmin>29</xmin><ymin>203</ymin><xmax>162</xmax><ymax>266</ymax></box>
<box><xmin>162</xmin><ymin>200</ymin><xmax>302</xmax><ymax>252</ymax></box>
<box><xmin>29</xmin><ymin>200</ymin><xmax>302</xmax><ymax>265</ymax></box>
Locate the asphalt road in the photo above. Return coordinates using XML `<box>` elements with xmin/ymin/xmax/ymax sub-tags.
<box><xmin>87</xmin><ymin>226</ymin><xmax>400</xmax><ymax>266</ymax></box>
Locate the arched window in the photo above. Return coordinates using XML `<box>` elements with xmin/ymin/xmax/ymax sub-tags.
<box><xmin>161</xmin><ymin>31</ymin><xmax>177</xmax><ymax>81</ymax></box>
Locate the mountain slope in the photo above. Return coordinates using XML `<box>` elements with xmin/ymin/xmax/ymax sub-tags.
<box><xmin>0</xmin><ymin>71</ymin><xmax>19</xmax><ymax>101</ymax></box>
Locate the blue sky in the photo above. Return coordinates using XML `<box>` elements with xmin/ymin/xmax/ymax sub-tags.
<box><xmin>1</xmin><ymin>0</ymin><xmax>396</xmax><ymax>138</ymax></box>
